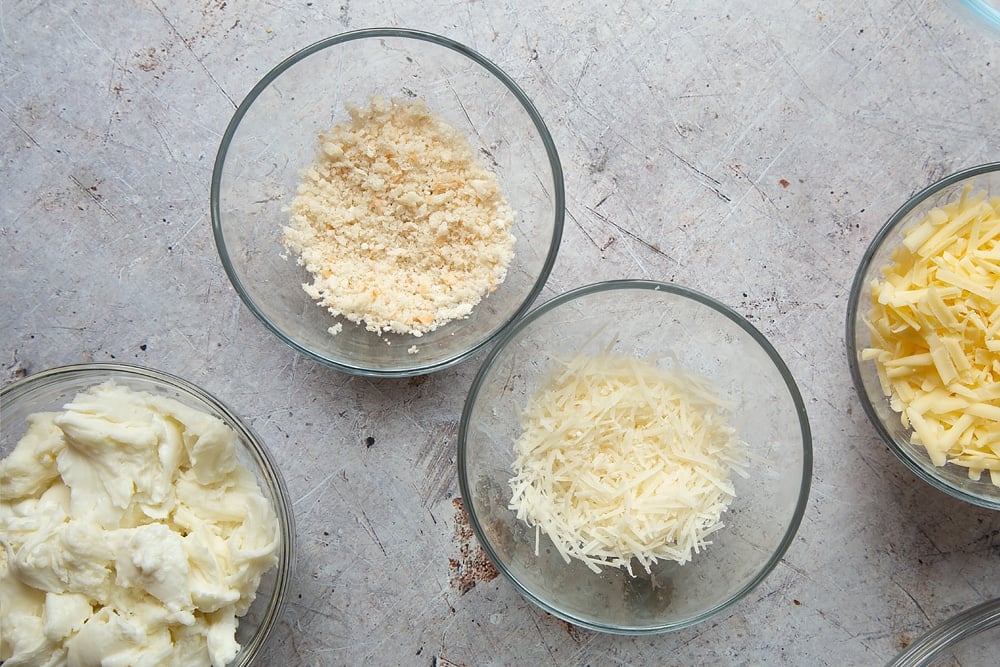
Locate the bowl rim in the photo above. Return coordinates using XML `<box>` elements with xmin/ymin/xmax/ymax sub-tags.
<box><xmin>948</xmin><ymin>0</ymin><xmax>1000</xmax><ymax>33</ymax></box>
<box><xmin>457</xmin><ymin>279</ymin><xmax>814</xmax><ymax>634</ymax></box>
<box><xmin>845</xmin><ymin>161</ymin><xmax>1000</xmax><ymax>511</ymax></box>
<box><xmin>0</xmin><ymin>362</ymin><xmax>296</xmax><ymax>664</ymax></box>
<box><xmin>210</xmin><ymin>27</ymin><xmax>565</xmax><ymax>378</ymax></box>
<box><xmin>887</xmin><ymin>597</ymin><xmax>1000</xmax><ymax>666</ymax></box>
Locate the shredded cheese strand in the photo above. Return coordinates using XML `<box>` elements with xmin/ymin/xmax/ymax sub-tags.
<box><xmin>865</xmin><ymin>186</ymin><xmax>1000</xmax><ymax>486</ymax></box>
<box><xmin>508</xmin><ymin>352</ymin><xmax>747</xmax><ymax>575</ymax></box>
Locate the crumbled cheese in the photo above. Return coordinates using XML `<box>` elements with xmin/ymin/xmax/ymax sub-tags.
<box><xmin>508</xmin><ymin>352</ymin><xmax>746</xmax><ymax>575</ymax></box>
<box><xmin>864</xmin><ymin>185</ymin><xmax>1000</xmax><ymax>486</ymax></box>
<box><xmin>283</xmin><ymin>97</ymin><xmax>516</xmax><ymax>338</ymax></box>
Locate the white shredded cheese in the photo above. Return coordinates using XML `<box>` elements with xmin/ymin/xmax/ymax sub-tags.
<box><xmin>865</xmin><ymin>185</ymin><xmax>1000</xmax><ymax>486</ymax></box>
<box><xmin>283</xmin><ymin>96</ymin><xmax>516</xmax><ymax>338</ymax></box>
<box><xmin>508</xmin><ymin>352</ymin><xmax>747</xmax><ymax>575</ymax></box>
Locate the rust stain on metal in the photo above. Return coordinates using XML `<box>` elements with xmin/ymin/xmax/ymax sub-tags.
<box><xmin>135</xmin><ymin>47</ymin><xmax>160</xmax><ymax>72</ymax></box>
<box><xmin>547</xmin><ymin>613</ymin><xmax>586</xmax><ymax>642</ymax></box>
<box><xmin>449</xmin><ymin>497</ymin><xmax>499</xmax><ymax>594</ymax></box>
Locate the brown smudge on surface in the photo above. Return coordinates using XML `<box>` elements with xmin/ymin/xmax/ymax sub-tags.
<box><xmin>135</xmin><ymin>47</ymin><xmax>159</xmax><ymax>72</ymax></box>
<box><xmin>4</xmin><ymin>354</ymin><xmax>27</xmax><ymax>385</ymax></box>
<box><xmin>779</xmin><ymin>178</ymin><xmax>791</xmax><ymax>188</ymax></box>
<box><xmin>449</xmin><ymin>497</ymin><xmax>499</xmax><ymax>594</ymax></box>
<box><xmin>548</xmin><ymin>614</ymin><xmax>586</xmax><ymax>642</ymax></box>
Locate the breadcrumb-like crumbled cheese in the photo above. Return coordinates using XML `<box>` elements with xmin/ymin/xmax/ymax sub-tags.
<box><xmin>283</xmin><ymin>97</ymin><xmax>516</xmax><ymax>337</ymax></box>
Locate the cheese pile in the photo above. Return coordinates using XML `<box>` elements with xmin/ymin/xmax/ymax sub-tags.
<box><xmin>0</xmin><ymin>382</ymin><xmax>280</xmax><ymax>667</ymax></box>
<box><xmin>283</xmin><ymin>96</ymin><xmax>516</xmax><ymax>338</ymax></box>
<box><xmin>864</xmin><ymin>185</ymin><xmax>1000</xmax><ymax>486</ymax></box>
<box><xmin>508</xmin><ymin>352</ymin><xmax>746</xmax><ymax>575</ymax></box>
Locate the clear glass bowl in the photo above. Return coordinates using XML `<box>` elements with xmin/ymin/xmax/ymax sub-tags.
<box><xmin>846</xmin><ymin>162</ymin><xmax>1000</xmax><ymax>510</ymax></box>
<box><xmin>888</xmin><ymin>598</ymin><xmax>1000</xmax><ymax>667</ymax></box>
<box><xmin>211</xmin><ymin>28</ymin><xmax>564</xmax><ymax>377</ymax></box>
<box><xmin>942</xmin><ymin>0</ymin><xmax>1000</xmax><ymax>34</ymax></box>
<box><xmin>0</xmin><ymin>364</ymin><xmax>295</xmax><ymax>666</ymax></box>
<box><xmin>457</xmin><ymin>280</ymin><xmax>813</xmax><ymax>633</ymax></box>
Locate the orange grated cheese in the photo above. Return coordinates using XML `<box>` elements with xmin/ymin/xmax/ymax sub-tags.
<box><xmin>864</xmin><ymin>185</ymin><xmax>1000</xmax><ymax>486</ymax></box>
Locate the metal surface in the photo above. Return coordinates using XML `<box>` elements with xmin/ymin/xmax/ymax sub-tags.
<box><xmin>3</xmin><ymin>1</ymin><xmax>999</xmax><ymax>665</ymax></box>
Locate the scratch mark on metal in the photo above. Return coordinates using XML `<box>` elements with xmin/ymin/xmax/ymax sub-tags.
<box><xmin>105</xmin><ymin>49</ymin><xmax>122</xmax><ymax>142</ymax></box>
<box><xmin>584</xmin><ymin>205</ymin><xmax>670</xmax><ymax>261</ymax></box>
<box><xmin>294</xmin><ymin>470</ymin><xmax>337</xmax><ymax>507</ymax></box>
<box><xmin>148</xmin><ymin>0</ymin><xmax>237</xmax><ymax>108</ymax></box>
<box><xmin>149</xmin><ymin>118</ymin><xmax>197</xmax><ymax>196</ymax></box>
<box><xmin>565</xmin><ymin>208</ymin><xmax>603</xmax><ymax>252</ymax></box>
<box><xmin>664</xmin><ymin>146</ymin><xmax>730</xmax><ymax>202</ymax></box>
<box><xmin>169</xmin><ymin>214</ymin><xmax>204</xmax><ymax>252</ymax></box>
<box><xmin>530</xmin><ymin>613</ymin><xmax>559</xmax><ymax>664</ymax></box>
<box><xmin>66</xmin><ymin>11</ymin><xmax>105</xmax><ymax>52</ymax></box>
<box><xmin>571</xmin><ymin>47</ymin><xmax>595</xmax><ymax>94</ymax></box>
<box><xmin>69</xmin><ymin>175</ymin><xmax>121</xmax><ymax>224</ymax></box>
<box><xmin>3</xmin><ymin>111</ymin><xmax>41</xmax><ymax>148</ymax></box>
<box><xmin>452</xmin><ymin>83</ymin><xmax>475</xmax><ymax>133</ymax></box>
<box><xmin>359</xmin><ymin>507</ymin><xmax>388</xmax><ymax>558</ymax></box>
<box><xmin>416</xmin><ymin>421</ymin><xmax>457</xmax><ymax>508</ymax></box>
<box><xmin>893</xmin><ymin>579</ymin><xmax>932</xmax><ymax>626</ymax></box>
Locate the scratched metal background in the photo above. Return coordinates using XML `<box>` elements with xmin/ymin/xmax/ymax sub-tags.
<box><xmin>3</xmin><ymin>1</ymin><xmax>999</xmax><ymax>665</ymax></box>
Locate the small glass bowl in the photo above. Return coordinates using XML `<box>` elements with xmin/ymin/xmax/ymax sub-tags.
<box><xmin>0</xmin><ymin>364</ymin><xmax>295</xmax><ymax>666</ymax></box>
<box><xmin>846</xmin><ymin>163</ymin><xmax>1000</xmax><ymax>510</ymax></box>
<box><xmin>888</xmin><ymin>598</ymin><xmax>1000</xmax><ymax>666</ymax></box>
<box><xmin>211</xmin><ymin>28</ymin><xmax>564</xmax><ymax>377</ymax></box>
<box><xmin>942</xmin><ymin>0</ymin><xmax>1000</xmax><ymax>35</ymax></box>
<box><xmin>457</xmin><ymin>280</ymin><xmax>813</xmax><ymax>633</ymax></box>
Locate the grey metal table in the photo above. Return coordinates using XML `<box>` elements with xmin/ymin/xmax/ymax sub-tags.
<box><xmin>3</xmin><ymin>1</ymin><xmax>999</xmax><ymax>664</ymax></box>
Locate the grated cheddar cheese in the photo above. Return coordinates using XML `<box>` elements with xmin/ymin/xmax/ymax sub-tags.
<box><xmin>283</xmin><ymin>97</ymin><xmax>515</xmax><ymax>337</ymax></box>
<box><xmin>508</xmin><ymin>351</ymin><xmax>746</xmax><ymax>575</ymax></box>
<box><xmin>864</xmin><ymin>185</ymin><xmax>1000</xmax><ymax>486</ymax></box>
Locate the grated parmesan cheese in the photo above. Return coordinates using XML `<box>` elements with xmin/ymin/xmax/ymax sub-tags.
<box><xmin>507</xmin><ymin>352</ymin><xmax>746</xmax><ymax>575</ymax></box>
<box><xmin>864</xmin><ymin>185</ymin><xmax>1000</xmax><ymax>486</ymax></box>
<box><xmin>283</xmin><ymin>97</ymin><xmax>516</xmax><ymax>337</ymax></box>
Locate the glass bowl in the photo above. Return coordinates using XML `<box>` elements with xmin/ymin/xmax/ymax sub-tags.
<box><xmin>942</xmin><ymin>0</ymin><xmax>1000</xmax><ymax>35</ymax></box>
<box><xmin>0</xmin><ymin>364</ymin><xmax>295</xmax><ymax>666</ymax></box>
<box><xmin>846</xmin><ymin>163</ymin><xmax>1000</xmax><ymax>510</ymax></box>
<box><xmin>211</xmin><ymin>28</ymin><xmax>564</xmax><ymax>377</ymax></box>
<box><xmin>888</xmin><ymin>598</ymin><xmax>1000</xmax><ymax>666</ymax></box>
<box><xmin>457</xmin><ymin>280</ymin><xmax>813</xmax><ymax>633</ymax></box>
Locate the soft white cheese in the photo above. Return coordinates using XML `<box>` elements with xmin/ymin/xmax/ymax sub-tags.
<box><xmin>0</xmin><ymin>382</ymin><xmax>280</xmax><ymax>667</ymax></box>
